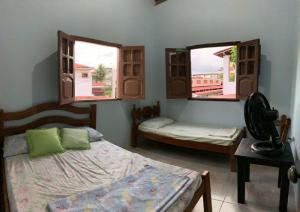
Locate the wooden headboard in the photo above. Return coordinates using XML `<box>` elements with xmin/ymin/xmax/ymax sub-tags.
<box><xmin>131</xmin><ymin>101</ymin><xmax>160</xmax><ymax>147</ymax></box>
<box><xmin>132</xmin><ymin>101</ymin><xmax>160</xmax><ymax>124</ymax></box>
<box><xmin>0</xmin><ymin>102</ymin><xmax>97</xmax><ymax>139</ymax></box>
<box><xmin>0</xmin><ymin>102</ymin><xmax>97</xmax><ymax>212</ymax></box>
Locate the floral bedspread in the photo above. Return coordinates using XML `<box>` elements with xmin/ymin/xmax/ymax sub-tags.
<box><xmin>48</xmin><ymin>165</ymin><xmax>193</xmax><ymax>212</ymax></box>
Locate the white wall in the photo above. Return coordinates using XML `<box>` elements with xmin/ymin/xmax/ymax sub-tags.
<box><xmin>153</xmin><ymin>0</ymin><xmax>297</xmax><ymax>128</ymax></box>
<box><xmin>222</xmin><ymin>55</ymin><xmax>235</xmax><ymax>96</ymax></box>
<box><xmin>0</xmin><ymin>0</ymin><xmax>157</xmax><ymax>147</ymax></box>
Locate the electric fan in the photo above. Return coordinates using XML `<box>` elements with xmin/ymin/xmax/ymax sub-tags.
<box><xmin>244</xmin><ymin>92</ymin><xmax>284</xmax><ymax>156</ymax></box>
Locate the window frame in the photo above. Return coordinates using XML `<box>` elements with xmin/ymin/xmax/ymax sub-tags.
<box><xmin>187</xmin><ymin>41</ymin><xmax>241</xmax><ymax>102</ymax></box>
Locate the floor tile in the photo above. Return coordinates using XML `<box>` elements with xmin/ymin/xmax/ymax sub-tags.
<box><xmin>220</xmin><ymin>202</ymin><xmax>269</xmax><ymax>212</ymax></box>
<box><xmin>192</xmin><ymin>198</ymin><xmax>222</xmax><ymax>212</ymax></box>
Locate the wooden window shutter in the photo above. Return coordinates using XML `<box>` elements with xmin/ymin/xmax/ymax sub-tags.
<box><xmin>118</xmin><ymin>46</ymin><xmax>145</xmax><ymax>99</ymax></box>
<box><xmin>58</xmin><ymin>31</ymin><xmax>75</xmax><ymax>105</ymax></box>
<box><xmin>237</xmin><ymin>39</ymin><xmax>261</xmax><ymax>99</ymax></box>
<box><xmin>166</xmin><ymin>48</ymin><xmax>191</xmax><ymax>99</ymax></box>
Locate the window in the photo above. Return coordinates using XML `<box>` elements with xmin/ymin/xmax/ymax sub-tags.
<box><xmin>165</xmin><ymin>40</ymin><xmax>260</xmax><ymax>101</ymax></box>
<box><xmin>81</xmin><ymin>73</ymin><xmax>88</xmax><ymax>78</ymax></box>
<box><xmin>190</xmin><ymin>43</ymin><xmax>238</xmax><ymax>100</ymax></box>
<box><xmin>58</xmin><ymin>31</ymin><xmax>145</xmax><ymax>105</ymax></box>
<box><xmin>74</xmin><ymin>41</ymin><xmax>118</xmax><ymax>101</ymax></box>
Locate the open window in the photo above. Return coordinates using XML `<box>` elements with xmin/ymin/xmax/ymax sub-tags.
<box><xmin>165</xmin><ymin>39</ymin><xmax>260</xmax><ymax>101</ymax></box>
<box><xmin>58</xmin><ymin>31</ymin><xmax>145</xmax><ymax>105</ymax></box>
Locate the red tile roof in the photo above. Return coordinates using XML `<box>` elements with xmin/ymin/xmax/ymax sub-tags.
<box><xmin>75</xmin><ymin>63</ymin><xmax>93</xmax><ymax>69</ymax></box>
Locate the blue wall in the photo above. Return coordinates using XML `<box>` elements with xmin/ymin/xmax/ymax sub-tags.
<box><xmin>0</xmin><ymin>0</ymin><xmax>160</xmax><ymax>147</ymax></box>
<box><xmin>153</xmin><ymin>0</ymin><xmax>297</xmax><ymax>128</ymax></box>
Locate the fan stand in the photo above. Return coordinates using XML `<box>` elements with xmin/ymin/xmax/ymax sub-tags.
<box><xmin>251</xmin><ymin>140</ymin><xmax>285</xmax><ymax>156</ymax></box>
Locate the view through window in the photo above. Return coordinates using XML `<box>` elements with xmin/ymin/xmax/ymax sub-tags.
<box><xmin>190</xmin><ymin>45</ymin><xmax>238</xmax><ymax>99</ymax></box>
<box><xmin>74</xmin><ymin>41</ymin><xmax>118</xmax><ymax>101</ymax></box>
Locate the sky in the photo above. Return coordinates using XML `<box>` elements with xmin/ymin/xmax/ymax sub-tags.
<box><xmin>191</xmin><ymin>46</ymin><xmax>234</xmax><ymax>75</ymax></box>
<box><xmin>74</xmin><ymin>41</ymin><xmax>118</xmax><ymax>69</ymax></box>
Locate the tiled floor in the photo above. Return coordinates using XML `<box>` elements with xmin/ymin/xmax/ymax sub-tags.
<box><xmin>127</xmin><ymin>140</ymin><xmax>297</xmax><ymax>212</ymax></box>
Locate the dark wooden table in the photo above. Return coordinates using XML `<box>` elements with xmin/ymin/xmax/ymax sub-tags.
<box><xmin>235</xmin><ymin>138</ymin><xmax>294</xmax><ymax>212</ymax></box>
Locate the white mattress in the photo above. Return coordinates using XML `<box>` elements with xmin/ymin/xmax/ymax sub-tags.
<box><xmin>5</xmin><ymin>140</ymin><xmax>201</xmax><ymax>212</ymax></box>
<box><xmin>139</xmin><ymin>121</ymin><xmax>242</xmax><ymax>146</ymax></box>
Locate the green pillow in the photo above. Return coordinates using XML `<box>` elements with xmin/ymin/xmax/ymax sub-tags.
<box><xmin>26</xmin><ymin>128</ymin><xmax>64</xmax><ymax>158</ymax></box>
<box><xmin>61</xmin><ymin>128</ymin><xmax>90</xmax><ymax>150</ymax></box>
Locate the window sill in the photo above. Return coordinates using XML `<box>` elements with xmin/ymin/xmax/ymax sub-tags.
<box><xmin>188</xmin><ymin>98</ymin><xmax>240</xmax><ymax>102</ymax></box>
<box><xmin>75</xmin><ymin>98</ymin><xmax>121</xmax><ymax>102</ymax></box>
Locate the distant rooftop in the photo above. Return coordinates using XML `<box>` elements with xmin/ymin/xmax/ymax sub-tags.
<box><xmin>75</xmin><ymin>63</ymin><xmax>94</xmax><ymax>69</ymax></box>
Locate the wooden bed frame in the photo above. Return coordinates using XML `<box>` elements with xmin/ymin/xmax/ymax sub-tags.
<box><xmin>0</xmin><ymin>102</ymin><xmax>212</xmax><ymax>212</ymax></box>
<box><xmin>131</xmin><ymin>101</ymin><xmax>291</xmax><ymax>172</ymax></box>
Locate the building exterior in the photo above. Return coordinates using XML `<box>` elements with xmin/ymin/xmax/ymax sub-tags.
<box><xmin>192</xmin><ymin>73</ymin><xmax>223</xmax><ymax>97</ymax></box>
<box><xmin>75</xmin><ymin>64</ymin><xmax>94</xmax><ymax>97</ymax></box>
<box><xmin>214</xmin><ymin>47</ymin><xmax>236</xmax><ymax>96</ymax></box>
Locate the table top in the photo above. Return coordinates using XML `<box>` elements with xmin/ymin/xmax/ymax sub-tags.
<box><xmin>235</xmin><ymin>138</ymin><xmax>294</xmax><ymax>165</ymax></box>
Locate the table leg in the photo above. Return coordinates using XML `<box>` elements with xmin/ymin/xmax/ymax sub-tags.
<box><xmin>278</xmin><ymin>167</ymin><xmax>282</xmax><ymax>188</ymax></box>
<box><xmin>279</xmin><ymin>167</ymin><xmax>289</xmax><ymax>212</ymax></box>
<box><xmin>237</xmin><ymin>158</ymin><xmax>246</xmax><ymax>203</ymax></box>
<box><xmin>245</xmin><ymin>162</ymin><xmax>250</xmax><ymax>182</ymax></box>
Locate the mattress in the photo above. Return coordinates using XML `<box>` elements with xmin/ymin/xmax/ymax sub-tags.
<box><xmin>5</xmin><ymin>140</ymin><xmax>201</xmax><ymax>212</ymax></box>
<box><xmin>139</xmin><ymin>121</ymin><xmax>242</xmax><ymax>146</ymax></box>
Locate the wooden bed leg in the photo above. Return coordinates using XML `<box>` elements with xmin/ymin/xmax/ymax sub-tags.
<box><xmin>230</xmin><ymin>153</ymin><xmax>237</xmax><ymax>172</ymax></box>
<box><xmin>131</xmin><ymin>104</ymin><xmax>138</xmax><ymax>148</ymax></box>
<box><xmin>202</xmin><ymin>171</ymin><xmax>212</xmax><ymax>212</ymax></box>
<box><xmin>131</xmin><ymin>132</ymin><xmax>138</xmax><ymax>148</ymax></box>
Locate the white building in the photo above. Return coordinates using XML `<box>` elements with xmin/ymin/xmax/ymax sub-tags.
<box><xmin>75</xmin><ymin>64</ymin><xmax>94</xmax><ymax>97</ymax></box>
<box><xmin>214</xmin><ymin>48</ymin><xmax>236</xmax><ymax>96</ymax></box>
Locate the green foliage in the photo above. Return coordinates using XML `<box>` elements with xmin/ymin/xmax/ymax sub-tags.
<box><xmin>218</xmin><ymin>73</ymin><xmax>223</xmax><ymax>81</ymax></box>
<box><xmin>94</xmin><ymin>64</ymin><xmax>106</xmax><ymax>82</ymax></box>
<box><xmin>230</xmin><ymin>46</ymin><xmax>238</xmax><ymax>64</ymax></box>
<box><xmin>103</xmin><ymin>87</ymin><xmax>112</xmax><ymax>96</ymax></box>
<box><xmin>229</xmin><ymin>72</ymin><xmax>236</xmax><ymax>82</ymax></box>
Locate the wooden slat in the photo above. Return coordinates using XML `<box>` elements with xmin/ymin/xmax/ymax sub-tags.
<box><xmin>0</xmin><ymin>102</ymin><xmax>91</xmax><ymax>121</ymax></box>
<box><xmin>1</xmin><ymin>116</ymin><xmax>90</xmax><ymax>136</ymax></box>
<box><xmin>89</xmin><ymin>104</ymin><xmax>97</xmax><ymax>129</ymax></box>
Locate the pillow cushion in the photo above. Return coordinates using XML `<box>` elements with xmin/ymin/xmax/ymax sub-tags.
<box><xmin>26</xmin><ymin>128</ymin><xmax>64</xmax><ymax>158</ymax></box>
<box><xmin>80</xmin><ymin>127</ymin><xmax>103</xmax><ymax>142</ymax></box>
<box><xmin>3</xmin><ymin>134</ymin><xmax>28</xmax><ymax>157</ymax></box>
<box><xmin>61</xmin><ymin>128</ymin><xmax>90</xmax><ymax>150</ymax></box>
<box><xmin>139</xmin><ymin>117</ymin><xmax>174</xmax><ymax>129</ymax></box>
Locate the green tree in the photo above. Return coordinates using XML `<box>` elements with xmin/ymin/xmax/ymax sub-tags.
<box><xmin>230</xmin><ymin>46</ymin><xmax>238</xmax><ymax>64</ymax></box>
<box><xmin>94</xmin><ymin>64</ymin><xmax>106</xmax><ymax>82</ymax></box>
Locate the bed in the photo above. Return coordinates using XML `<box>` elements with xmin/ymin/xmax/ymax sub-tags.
<box><xmin>0</xmin><ymin>102</ymin><xmax>212</xmax><ymax>212</ymax></box>
<box><xmin>131</xmin><ymin>102</ymin><xmax>291</xmax><ymax>172</ymax></box>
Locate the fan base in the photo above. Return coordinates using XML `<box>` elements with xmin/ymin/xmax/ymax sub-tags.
<box><xmin>251</xmin><ymin>141</ymin><xmax>284</xmax><ymax>156</ymax></box>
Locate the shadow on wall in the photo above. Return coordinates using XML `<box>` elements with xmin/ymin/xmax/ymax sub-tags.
<box><xmin>32</xmin><ymin>52</ymin><xmax>58</xmax><ymax>105</ymax></box>
<box><xmin>259</xmin><ymin>54</ymin><xmax>271</xmax><ymax>98</ymax></box>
